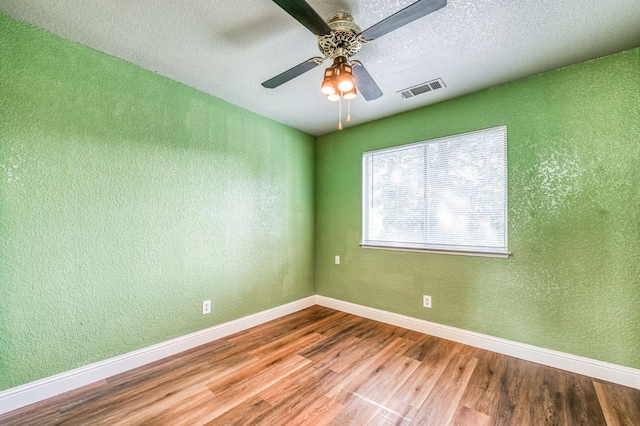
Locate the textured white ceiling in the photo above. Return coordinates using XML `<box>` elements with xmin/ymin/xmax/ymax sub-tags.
<box><xmin>1</xmin><ymin>0</ymin><xmax>639</xmax><ymax>136</ymax></box>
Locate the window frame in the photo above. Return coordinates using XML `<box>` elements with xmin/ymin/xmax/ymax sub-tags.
<box><xmin>361</xmin><ymin>126</ymin><xmax>510</xmax><ymax>258</ymax></box>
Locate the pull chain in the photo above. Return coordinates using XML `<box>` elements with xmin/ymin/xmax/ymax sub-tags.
<box><xmin>338</xmin><ymin>95</ymin><xmax>343</xmax><ymax>130</ymax></box>
<box><xmin>347</xmin><ymin>99</ymin><xmax>351</xmax><ymax>124</ymax></box>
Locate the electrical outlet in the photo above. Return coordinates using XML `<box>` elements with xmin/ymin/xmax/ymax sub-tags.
<box><xmin>423</xmin><ymin>295</ymin><xmax>432</xmax><ymax>309</ymax></box>
<box><xmin>335</xmin><ymin>255</ymin><xmax>340</xmax><ymax>265</ymax></box>
<box><xmin>202</xmin><ymin>300</ymin><xmax>211</xmax><ymax>315</ymax></box>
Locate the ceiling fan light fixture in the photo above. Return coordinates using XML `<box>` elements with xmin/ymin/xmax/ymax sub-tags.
<box><xmin>320</xmin><ymin>68</ymin><xmax>338</xmax><ymax>95</ymax></box>
<box><xmin>336</xmin><ymin>63</ymin><xmax>355</xmax><ymax>92</ymax></box>
<box><xmin>337</xmin><ymin>75</ymin><xmax>354</xmax><ymax>93</ymax></box>
<box><xmin>343</xmin><ymin>86</ymin><xmax>357</xmax><ymax>100</ymax></box>
<box><xmin>327</xmin><ymin>93</ymin><xmax>341</xmax><ymax>102</ymax></box>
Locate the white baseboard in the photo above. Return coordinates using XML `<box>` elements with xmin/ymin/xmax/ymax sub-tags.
<box><xmin>2</xmin><ymin>294</ymin><xmax>638</xmax><ymax>416</ymax></box>
<box><xmin>0</xmin><ymin>296</ymin><xmax>317</xmax><ymax>415</ymax></box>
<box><xmin>315</xmin><ymin>295</ymin><xmax>640</xmax><ymax>390</ymax></box>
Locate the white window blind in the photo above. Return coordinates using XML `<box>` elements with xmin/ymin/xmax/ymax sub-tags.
<box><xmin>362</xmin><ymin>126</ymin><xmax>509</xmax><ymax>257</ymax></box>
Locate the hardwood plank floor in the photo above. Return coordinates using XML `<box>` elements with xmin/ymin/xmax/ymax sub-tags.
<box><xmin>2</xmin><ymin>306</ymin><xmax>639</xmax><ymax>425</ymax></box>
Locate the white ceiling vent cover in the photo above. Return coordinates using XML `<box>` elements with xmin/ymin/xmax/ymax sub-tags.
<box><xmin>399</xmin><ymin>78</ymin><xmax>446</xmax><ymax>99</ymax></box>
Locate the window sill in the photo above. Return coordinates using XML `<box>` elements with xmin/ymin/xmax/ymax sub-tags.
<box><xmin>360</xmin><ymin>244</ymin><xmax>511</xmax><ymax>259</ymax></box>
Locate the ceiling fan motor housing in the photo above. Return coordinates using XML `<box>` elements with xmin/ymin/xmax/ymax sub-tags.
<box><xmin>317</xmin><ymin>13</ymin><xmax>365</xmax><ymax>60</ymax></box>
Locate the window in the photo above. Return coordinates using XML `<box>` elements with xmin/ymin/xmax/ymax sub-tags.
<box><xmin>362</xmin><ymin>126</ymin><xmax>509</xmax><ymax>258</ymax></box>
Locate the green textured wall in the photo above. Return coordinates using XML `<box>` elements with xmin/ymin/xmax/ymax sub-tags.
<box><xmin>316</xmin><ymin>48</ymin><xmax>640</xmax><ymax>369</ymax></box>
<box><xmin>0</xmin><ymin>14</ymin><xmax>315</xmax><ymax>391</ymax></box>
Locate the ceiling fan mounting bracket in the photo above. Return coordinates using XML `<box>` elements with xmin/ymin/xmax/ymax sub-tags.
<box><xmin>316</xmin><ymin>13</ymin><xmax>367</xmax><ymax>60</ymax></box>
<box><xmin>327</xmin><ymin>13</ymin><xmax>361</xmax><ymax>33</ymax></box>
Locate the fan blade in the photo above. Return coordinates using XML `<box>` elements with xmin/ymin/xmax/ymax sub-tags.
<box><xmin>352</xmin><ymin>61</ymin><xmax>383</xmax><ymax>101</ymax></box>
<box><xmin>272</xmin><ymin>0</ymin><xmax>332</xmax><ymax>36</ymax></box>
<box><xmin>360</xmin><ymin>0</ymin><xmax>446</xmax><ymax>41</ymax></box>
<box><xmin>262</xmin><ymin>58</ymin><xmax>322</xmax><ymax>89</ymax></box>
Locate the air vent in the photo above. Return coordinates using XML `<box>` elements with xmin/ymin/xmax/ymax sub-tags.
<box><xmin>399</xmin><ymin>78</ymin><xmax>446</xmax><ymax>99</ymax></box>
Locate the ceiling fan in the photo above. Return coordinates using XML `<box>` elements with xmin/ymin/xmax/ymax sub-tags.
<box><xmin>261</xmin><ymin>0</ymin><xmax>447</xmax><ymax>102</ymax></box>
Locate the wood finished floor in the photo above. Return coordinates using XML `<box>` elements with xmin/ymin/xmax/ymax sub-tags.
<box><xmin>2</xmin><ymin>306</ymin><xmax>639</xmax><ymax>425</ymax></box>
